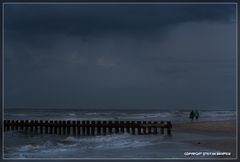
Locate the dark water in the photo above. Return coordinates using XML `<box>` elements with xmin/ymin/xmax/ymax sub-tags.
<box><xmin>4</xmin><ymin>108</ymin><xmax>236</xmax><ymax>123</ymax></box>
<box><xmin>3</xmin><ymin>109</ymin><xmax>236</xmax><ymax>159</ymax></box>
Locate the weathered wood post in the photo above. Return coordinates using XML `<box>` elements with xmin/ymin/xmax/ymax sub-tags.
<box><xmin>14</xmin><ymin>120</ymin><xmax>19</xmax><ymax>130</ymax></box>
<box><xmin>91</xmin><ymin>121</ymin><xmax>95</xmax><ymax>135</ymax></box>
<box><xmin>70</xmin><ymin>120</ymin><xmax>73</xmax><ymax>135</ymax></box>
<box><xmin>77</xmin><ymin>121</ymin><xmax>81</xmax><ymax>135</ymax></box>
<box><xmin>4</xmin><ymin>120</ymin><xmax>6</xmax><ymax>131</ymax></box>
<box><xmin>87</xmin><ymin>120</ymin><xmax>90</xmax><ymax>135</ymax></box>
<box><xmin>103</xmin><ymin>121</ymin><xmax>107</xmax><ymax>135</ymax></box>
<box><xmin>49</xmin><ymin>120</ymin><xmax>53</xmax><ymax>134</ymax></box>
<box><xmin>160</xmin><ymin>121</ymin><xmax>164</xmax><ymax>134</ymax></box>
<box><xmin>147</xmin><ymin>121</ymin><xmax>152</xmax><ymax>134</ymax></box>
<box><xmin>53</xmin><ymin>121</ymin><xmax>57</xmax><ymax>134</ymax></box>
<box><xmin>143</xmin><ymin>121</ymin><xmax>147</xmax><ymax>134</ymax></box>
<box><xmin>39</xmin><ymin>120</ymin><xmax>43</xmax><ymax>134</ymax></box>
<box><xmin>114</xmin><ymin>121</ymin><xmax>119</xmax><ymax>133</ymax></box>
<box><xmin>6</xmin><ymin>120</ymin><xmax>10</xmax><ymax>131</ymax></box>
<box><xmin>167</xmin><ymin>121</ymin><xmax>172</xmax><ymax>136</ymax></box>
<box><xmin>67</xmin><ymin>121</ymin><xmax>71</xmax><ymax>135</ymax></box>
<box><xmin>153</xmin><ymin>121</ymin><xmax>158</xmax><ymax>134</ymax></box>
<box><xmin>6</xmin><ymin>120</ymin><xmax>9</xmax><ymax>131</ymax></box>
<box><xmin>20</xmin><ymin>120</ymin><xmax>24</xmax><ymax>130</ymax></box>
<box><xmin>17</xmin><ymin>120</ymin><xmax>21</xmax><ymax>130</ymax></box>
<box><xmin>72</xmin><ymin>121</ymin><xmax>76</xmax><ymax>136</ymax></box>
<box><xmin>29</xmin><ymin>120</ymin><xmax>34</xmax><ymax>132</ymax></box>
<box><xmin>45</xmin><ymin>120</ymin><xmax>49</xmax><ymax>134</ymax></box>
<box><xmin>58</xmin><ymin>121</ymin><xmax>62</xmax><ymax>135</ymax></box>
<box><xmin>126</xmin><ymin>121</ymin><xmax>130</xmax><ymax>133</ymax></box>
<box><xmin>10</xmin><ymin>120</ymin><xmax>13</xmax><ymax>131</ymax></box>
<box><xmin>120</xmin><ymin>121</ymin><xmax>124</xmax><ymax>133</ymax></box>
<box><xmin>131</xmin><ymin>121</ymin><xmax>135</xmax><ymax>134</ymax></box>
<box><xmin>3</xmin><ymin>120</ymin><xmax>6</xmax><ymax>131</ymax></box>
<box><xmin>9</xmin><ymin>120</ymin><xmax>14</xmax><ymax>131</ymax></box>
<box><xmin>14</xmin><ymin>120</ymin><xmax>18</xmax><ymax>130</ymax></box>
<box><xmin>96</xmin><ymin>121</ymin><xmax>101</xmax><ymax>135</ymax></box>
<box><xmin>86</xmin><ymin>121</ymin><xmax>90</xmax><ymax>135</ymax></box>
<box><xmin>108</xmin><ymin>121</ymin><xmax>112</xmax><ymax>134</ymax></box>
<box><xmin>34</xmin><ymin>120</ymin><xmax>38</xmax><ymax>133</ymax></box>
<box><xmin>25</xmin><ymin>120</ymin><xmax>29</xmax><ymax>131</ymax></box>
<box><xmin>82</xmin><ymin>121</ymin><xmax>86</xmax><ymax>135</ymax></box>
<box><xmin>11</xmin><ymin>120</ymin><xmax>15</xmax><ymax>130</ymax></box>
<box><xmin>62</xmin><ymin>121</ymin><xmax>66</xmax><ymax>135</ymax></box>
<box><xmin>137</xmin><ymin>121</ymin><xmax>141</xmax><ymax>134</ymax></box>
<box><xmin>13</xmin><ymin>120</ymin><xmax>17</xmax><ymax>131</ymax></box>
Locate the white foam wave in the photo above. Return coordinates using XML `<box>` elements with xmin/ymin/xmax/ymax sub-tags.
<box><xmin>17</xmin><ymin>141</ymin><xmax>53</xmax><ymax>152</ymax></box>
<box><xmin>68</xmin><ymin>113</ymin><xmax>76</xmax><ymax>116</ymax></box>
<box><xmin>61</xmin><ymin>133</ymin><xmax>163</xmax><ymax>150</ymax></box>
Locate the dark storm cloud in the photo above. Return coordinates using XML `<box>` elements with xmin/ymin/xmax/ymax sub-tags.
<box><xmin>4</xmin><ymin>4</ymin><xmax>236</xmax><ymax>109</ymax></box>
<box><xmin>5</xmin><ymin>4</ymin><xmax>235</xmax><ymax>36</ymax></box>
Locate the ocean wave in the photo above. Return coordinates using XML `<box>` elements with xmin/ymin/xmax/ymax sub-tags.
<box><xmin>68</xmin><ymin>113</ymin><xmax>76</xmax><ymax>116</ymax></box>
<box><xmin>85</xmin><ymin>112</ymin><xmax>98</xmax><ymax>115</ymax></box>
<box><xmin>60</xmin><ymin>133</ymin><xmax>163</xmax><ymax>150</ymax></box>
<box><xmin>17</xmin><ymin>141</ymin><xmax>53</xmax><ymax>152</ymax></box>
<box><xmin>10</xmin><ymin>133</ymin><xmax>162</xmax><ymax>158</ymax></box>
<box><xmin>201</xmin><ymin>111</ymin><xmax>235</xmax><ymax>118</ymax></box>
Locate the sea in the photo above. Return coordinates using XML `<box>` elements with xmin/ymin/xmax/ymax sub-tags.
<box><xmin>3</xmin><ymin>108</ymin><xmax>236</xmax><ymax>159</ymax></box>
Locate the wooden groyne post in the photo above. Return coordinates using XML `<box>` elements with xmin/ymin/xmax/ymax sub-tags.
<box><xmin>4</xmin><ymin>120</ymin><xmax>172</xmax><ymax>136</ymax></box>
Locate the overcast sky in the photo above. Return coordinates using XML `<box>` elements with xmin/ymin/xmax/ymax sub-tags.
<box><xmin>4</xmin><ymin>4</ymin><xmax>237</xmax><ymax>110</ymax></box>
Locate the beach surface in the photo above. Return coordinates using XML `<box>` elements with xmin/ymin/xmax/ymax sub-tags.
<box><xmin>174</xmin><ymin>120</ymin><xmax>237</xmax><ymax>158</ymax></box>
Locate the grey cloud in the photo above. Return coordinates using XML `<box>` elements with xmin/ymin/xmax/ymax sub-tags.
<box><xmin>4</xmin><ymin>4</ymin><xmax>236</xmax><ymax>109</ymax></box>
<box><xmin>5</xmin><ymin>4</ymin><xmax>235</xmax><ymax>36</ymax></box>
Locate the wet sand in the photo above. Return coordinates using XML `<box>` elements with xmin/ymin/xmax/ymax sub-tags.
<box><xmin>174</xmin><ymin>120</ymin><xmax>237</xmax><ymax>158</ymax></box>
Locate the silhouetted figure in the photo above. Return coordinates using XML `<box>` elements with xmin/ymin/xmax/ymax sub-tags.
<box><xmin>189</xmin><ymin>110</ymin><xmax>195</xmax><ymax>122</ymax></box>
<box><xmin>195</xmin><ymin>110</ymin><xmax>200</xmax><ymax>121</ymax></box>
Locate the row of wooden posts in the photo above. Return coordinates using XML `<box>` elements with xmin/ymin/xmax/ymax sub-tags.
<box><xmin>4</xmin><ymin>120</ymin><xmax>172</xmax><ymax>136</ymax></box>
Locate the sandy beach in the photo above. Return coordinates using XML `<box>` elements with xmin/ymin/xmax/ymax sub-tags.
<box><xmin>174</xmin><ymin>120</ymin><xmax>237</xmax><ymax>158</ymax></box>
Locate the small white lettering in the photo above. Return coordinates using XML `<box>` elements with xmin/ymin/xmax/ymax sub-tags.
<box><xmin>184</xmin><ymin>151</ymin><xmax>231</xmax><ymax>157</ymax></box>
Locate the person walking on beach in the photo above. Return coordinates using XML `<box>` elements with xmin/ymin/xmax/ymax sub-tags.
<box><xmin>195</xmin><ymin>110</ymin><xmax>200</xmax><ymax>121</ymax></box>
<box><xmin>189</xmin><ymin>110</ymin><xmax>195</xmax><ymax>122</ymax></box>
